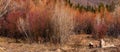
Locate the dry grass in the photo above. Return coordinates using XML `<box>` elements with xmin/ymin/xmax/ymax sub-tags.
<box><xmin>0</xmin><ymin>34</ymin><xmax>119</xmax><ymax>52</ymax></box>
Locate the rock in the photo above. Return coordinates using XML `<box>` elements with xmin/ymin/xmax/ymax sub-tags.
<box><xmin>100</xmin><ymin>39</ymin><xmax>116</xmax><ymax>48</ymax></box>
<box><xmin>89</xmin><ymin>42</ymin><xmax>94</xmax><ymax>48</ymax></box>
<box><xmin>56</xmin><ymin>48</ymin><xmax>62</xmax><ymax>52</ymax></box>
<box><xmin>0</xmin><ymin>47</ymin><xmax>5</xmax><ymax>52</ymax></box>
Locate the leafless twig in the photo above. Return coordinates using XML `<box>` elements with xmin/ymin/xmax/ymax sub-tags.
<box><xmin>0</xmin><ymin>0</ymin><xmax>11</xmax><ymax>18</ymax></box>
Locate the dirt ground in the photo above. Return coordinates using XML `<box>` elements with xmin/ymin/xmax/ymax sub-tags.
<box><xmin>0</xmin><ymin>34</ymin><xmax>119</xmax><ymax>52</ymax></box>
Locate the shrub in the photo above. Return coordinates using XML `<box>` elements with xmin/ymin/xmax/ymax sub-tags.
<box><xmin>50</xmin><ymin>3</ymin><xmax>75</xmax><ymax>44</ymax></box>
<box><xmin>74</xmin><ymin>11</ymin><xmax>95</xmax><ymax>34</ymax></box>
<box><xmin>107</xmin><ymin>5</ymin><xmax>120</xmax><ymax>38</ymax></box>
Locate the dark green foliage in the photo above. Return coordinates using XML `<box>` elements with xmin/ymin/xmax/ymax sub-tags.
<box><xmin>106</xmin><ymin>3</ymin><xmax>116</xmax><ymax>12</ymax></box>
<box><xmin>86</xmin><ymin>6</ymin><xmax>96</xmax><ymax>13</ymax></box>
<box><xmin>98</xmin><ymin>3</ymin><xmax>104</xmax><ymax>12</ymax></box>
<box><xmin>65</xmin><ymin>0</ymin><xmax>73</xmax><ymax>7</ymax></box>
<box><xmin>75</xmin><ymin>4</ymin><xmax>83</xmax><ymax>11</ymax></box>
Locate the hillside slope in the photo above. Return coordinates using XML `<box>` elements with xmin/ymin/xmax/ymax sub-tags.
<box><xmin>70</xmin><ymin>0</ymin><xmax>118</xmax><ymax>6</ymax></box>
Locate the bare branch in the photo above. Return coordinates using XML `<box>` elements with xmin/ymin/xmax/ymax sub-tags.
<box><xmin>0</xmin><ymin>0</ymin><xmax>11</xmax><ymax>18</ymax></box>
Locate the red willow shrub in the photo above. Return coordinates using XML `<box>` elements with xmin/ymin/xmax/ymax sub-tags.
<box><xmin>27</xmin><ymin>0</ymin><xmax>56</xmax><ymax>43</ymax></box>
<box><xmin>74</xmin><ymin>11</ymin><xmax>95</xmax><ymax>34</ymax></box>
<box><xmin>5</xmin><ymin>10</ymin><xmax>27</xmax><ymax>39</ymax></box>
<box><xmin>28</xmin><ymin>10</ymin><xmax>50</xmax><ymax>42</ymax></box>
<box><xmin>0</xmin><ymin>0</ymin><xmax>51</xmax><ymax>43</ymax></box>
<box><xmin>74</xmin><ymin>10</ymin><xmax>109</xmax><ymax>39</ymax></box>
<box><xmin>0</xmin><ymin>0</ymin><xmax>32</xmax><ymax>42</ymax></box>
<box><xmin>106</xmin><ymin>9</ymin><xmax>120</xmax><ymax>38</ymax></box>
